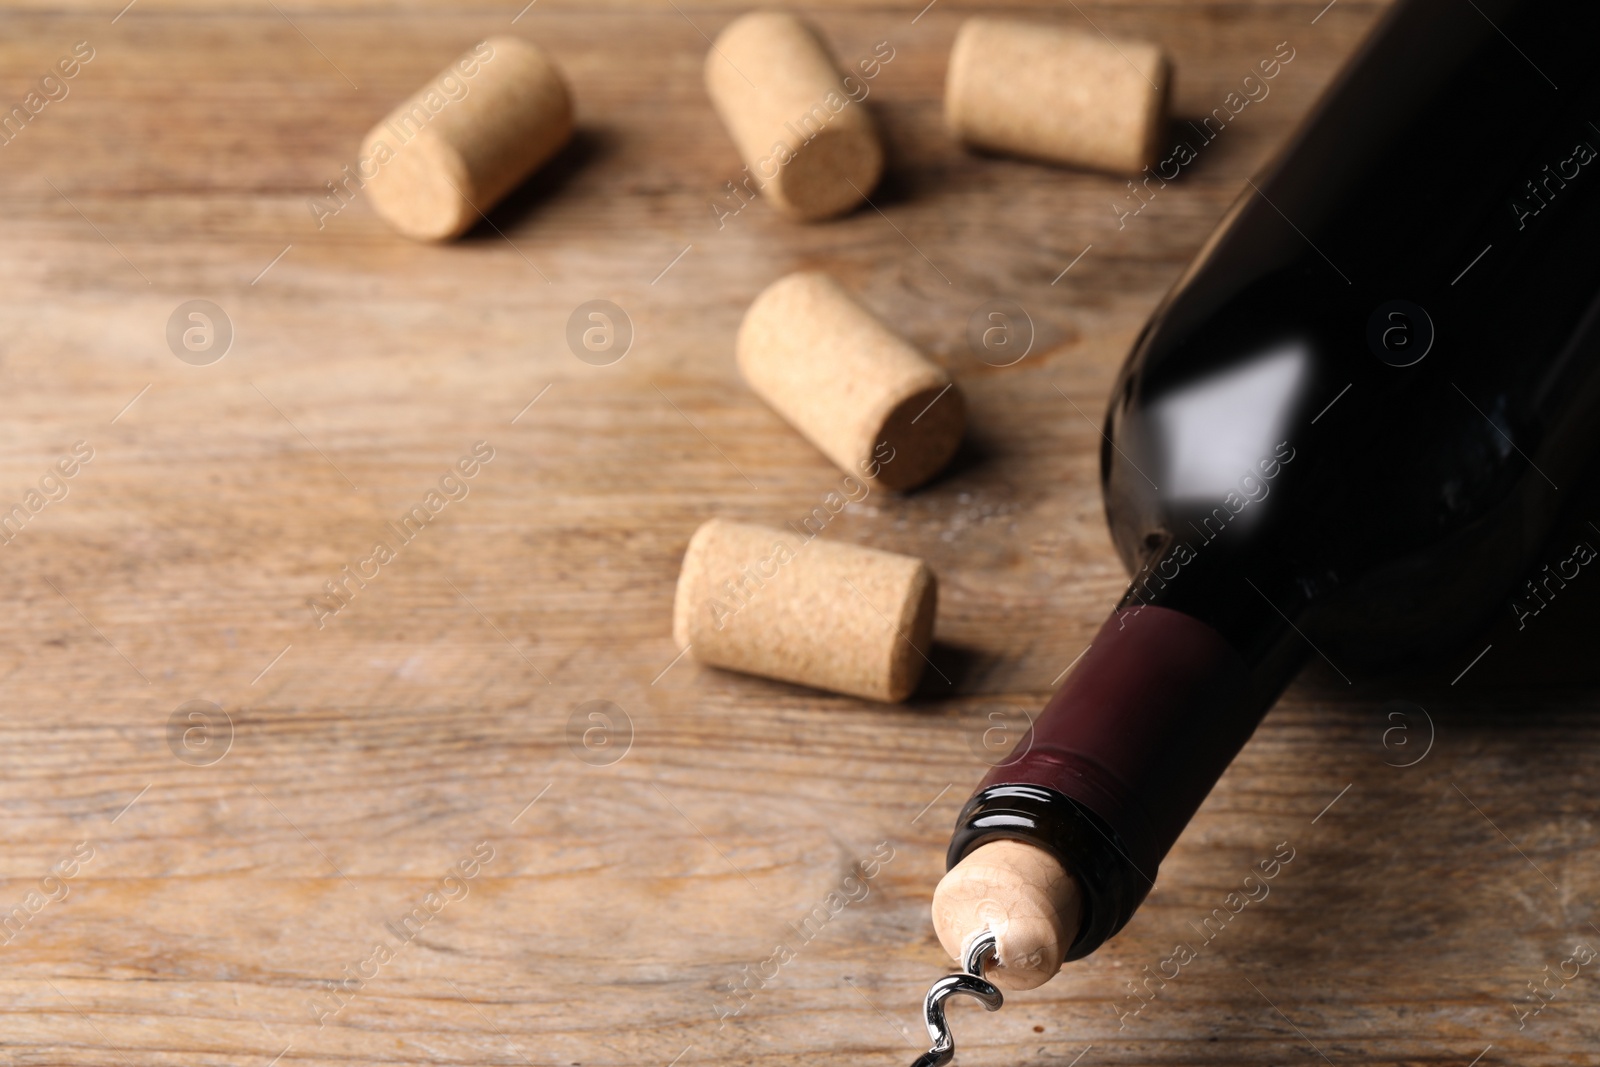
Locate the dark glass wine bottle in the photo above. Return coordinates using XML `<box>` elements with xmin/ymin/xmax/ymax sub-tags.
<box><xmin>948</xmin><ymin>0</ymin><xmax>1600</xmax><ymax>960</ymax></box>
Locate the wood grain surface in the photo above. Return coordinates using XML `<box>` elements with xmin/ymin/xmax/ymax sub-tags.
<box><xmin>3</xmin><ymin>2</ymin><xmax>1599</xmax><ymax>1065</ymax></box>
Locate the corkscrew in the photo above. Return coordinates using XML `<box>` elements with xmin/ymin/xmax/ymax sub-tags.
<box><xmin>909</xmin><ymin>929</ymin><xmax>1003</xmax><ymax>1067</ymax></box>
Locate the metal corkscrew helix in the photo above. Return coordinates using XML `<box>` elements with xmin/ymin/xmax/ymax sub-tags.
<box><xmin>909</xmin><ymin>929</ymin><xmax>1004</xmax><ymax>1067</ymax></box>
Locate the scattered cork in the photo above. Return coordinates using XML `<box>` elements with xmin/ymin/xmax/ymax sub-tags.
<box><xmin>672</xmin><ymin>518</ymin><xmax>937</xmax><ymax>703</ymax></box>
<box><xmin>944</xmin><ymin>17</ymin><xmax>1170</xmax><ymax>174</ymax></box>
<box><xmin>738</xmin><ymin>271</ymin><xmax>964</xmax><ymax>492</ymax></box>
<box><xmin>705</xmin><ymin>12</ymin><xmax>884</xmax><ymax>221</ymax></box>
<box><xmin>362</xmin><ymin>36</ymin><xmax>573</xmax><ymax>241</ymax></box>
<box><xmin>932</xmin><ymin>839</ymin><xmax>1082</xmax><ymax>991</ymax></box>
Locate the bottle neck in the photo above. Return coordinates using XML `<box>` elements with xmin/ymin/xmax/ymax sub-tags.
<box><xmin>1117</xmin><ymin>533</ymin><xmax>1306</xmax><ymax>668</ymax></box>
<box><xmin>949</xmin><ymin>596</ymin><xmax>1303</xmax><ymax>959</ymax></box>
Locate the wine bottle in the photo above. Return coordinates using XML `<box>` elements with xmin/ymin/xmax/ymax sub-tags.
<box><xmin>933</xmin><ymin>0</ymin><xmax>1600</xmax><ymax>983</ymax></box>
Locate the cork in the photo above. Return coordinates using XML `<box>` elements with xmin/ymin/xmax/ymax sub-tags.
<box><xmin>944</xmin><ymin>17</ymin><xmax>1170</xmax><ymax>174</ymax></box>
<box><xmin>738</xmin><ymin>272</ymin><xmax>964</xmax><ymax>492</ymax></box>
<box><xmin>362</xmin><ymin>36</ymin><xmax>573</xmax><ymax>241</ymax></box>
<box><xmin>932</xmin><ymin>839</ymin><xmax>1082</xmax><ymax>991</ymax></box>
<box><xmin>705</xmin><ymin>12</ymin><xmax>884</xmax><ymax>221</ymax></box>
<box><xmin>672</xmin><ymin>518</ymin><xmax>936</xmax><ymax>703</ymax></box>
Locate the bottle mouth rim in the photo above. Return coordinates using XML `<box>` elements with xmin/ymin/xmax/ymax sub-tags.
<box><xmin>948</xmin><ymin>783</ymin><xmax>1149</xmax><ymax>963</ymax></box>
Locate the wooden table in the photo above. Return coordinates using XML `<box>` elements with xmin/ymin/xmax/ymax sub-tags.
<box><xmin>3</xmin><ymin>1</ymin><xmax>1598</xmax><ymax>1064</ymax></box>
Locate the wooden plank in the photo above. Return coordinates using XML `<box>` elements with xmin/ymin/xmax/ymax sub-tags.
<box><xmin>3</xmin><ymin>2</ymin><xmax>1598</xmax><ymax>1065</ymax></box>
